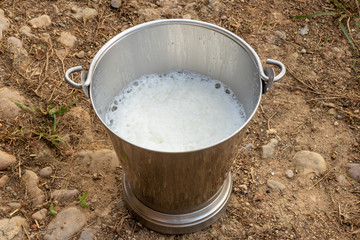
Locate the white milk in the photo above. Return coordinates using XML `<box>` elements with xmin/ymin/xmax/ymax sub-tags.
<box><xmin>105</xmin><ymin>71</ymin><xmax>246</xmax><ymax>152</ymax></box>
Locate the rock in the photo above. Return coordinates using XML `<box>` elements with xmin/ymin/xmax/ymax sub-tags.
<box><xmin>83</xmin><ymin>8</ymin><xmax>98</xmax><ymax>21</ymax></box>
<box><xmin>19</xmin><ymin>25</ymin><xmax>36</xmax><ymax>38</ymax></box>
<box><xmin>75</xmin><ymin>50</ymin><xmax>85</xmax><ymax>58</ymax></box>
<box><xmin>32</xmin><ymin>208</ymin><xmax>47</xmax><ymax>221</ymax></box>
<box><xmin>58</xmin><ymin>32</ymin><xmax>77</xmax><ymax>48</ymax></box>
<box><xmin>267</xmin><ymin>179</ymin><xmax>286</xmax><ymax>191</ymax></box>
<box><xmin>22</xmin><ymin>170</ymin><xmax>45</xmax><ymax>207</ymax></box>
<box><xmin>79</xmin><ymin>228</ymin><xmax>95</xmax><ymax>240</ymax></box>
<box><xmin>347</xmin><ymin>163</ymin><xmax>360</xmax><ymax>182</ymax></box>
<box><xmin>293</xmin><ymin>150</ymin><xmax>327</xmax><ymax>174</ymax></box>
<box><xmin>0</xmin><ymin>150</ymin><xmax>17</xmax><ymax>170</ymax></box>
<box><xmin>245</xmin><ymin>143</ymin><xmax>254</xmax><ymax>150</ymax></box>
<box><xmin>336</xmin><ymin>174</ymin><xmax>349</xmax><ymax>186</ymax></box>
<box><xmin>328</xmin><ymin>108</ymin><xmax>337</xmax><ymax>116</ymax></box>
<box><xmin>34</xmin><ymin>147</ymin><xmax>54</xmax><ymax>161</ymax></box>
<box><xmin>239</xmin><ymin>184</ymin><xmax>248</xmax><ymax>192</ymax></box>
<box><xmin>111</xmin><ymin>0</ymin><xmax>122</xmax><ymax>9</ymax></box>
<box><xmin>75</xmin><ymin>149</ymin><xmax>120</xmax><ymax>173</ymax></box>
<box><xmin>274</xmin><ymin>30</ymin><xmax>286</xmax><ymax>40</ymax></box>
<box><xmin>51</xmin><ymin>189</ymin><xmax>79</xmax><ymax>202</ymax></box>
<box><xmin>0</xmin><ymin>9</ymin><xmax>10</xmax><ymax>40</ymax></box>
<box><xmin>44</xmin><ymin>207</ymin><xmax>86</xmax><ymax>240</ymax></box>
<box><xmin>8</xmin><ymin>202</ymin><xmax>21</xmax><ymax>209</ymax></box>
<box><xmin>261</xmin><ymin>138</ymin><xmax>279</xmax><ymax>159</ymax></box>
<box><xmin>285</xmin><ymin>170</ymin><xmax>294</xmax><ymax>179</ymax></box>
<box><xmin>7</xmin><ymin>37</ymin><xmax>29</xmax><ymax>70</ymax></box>
<box><xmin>228</xmin><ymin>195</ymin><xmax>241</xmax><ymax>208</ymax></box>
<box><xmin>0</xmin><ymin>87</ymin><xmax>27</xmax><ymax>119</ymax></box>
<box><xmin>29</xmin><ymin>15</ymin><xmax>51</xmax><ymax>28</ymax></box>
<box><xmin>0</xmin><ymin>216</ymin><xmax>29</xmax><ymax>240</ymax></box>
<box><xmin>300</xmin><ymin>48</ymin><xmax>307</xmax><ymax>54</ymax></box>
<box><xmin>0</xmin><ymin>175</ymin><xmax>9</xmax><ymax>187</ymax></box>
<box><xmin>39</xmin><ymin>166</ymin><xmax>53</xmax><ymax>178</ymax></box>
<box><xmin>300</xmin><ymin>24</ymin><xmax>309</xmax><ymax>35</ymax></box>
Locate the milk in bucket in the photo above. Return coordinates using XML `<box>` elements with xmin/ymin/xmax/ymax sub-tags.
<box><xmin>105</xmin><ymin>71</ymin><xmax>246</xmax><ymax>152</ymax></box>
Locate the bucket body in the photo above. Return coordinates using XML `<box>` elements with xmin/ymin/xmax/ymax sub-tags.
<box><xmin>65</xmin><ymin>19</ymin><xmax>285</xmax><ymax>233</ymax></box>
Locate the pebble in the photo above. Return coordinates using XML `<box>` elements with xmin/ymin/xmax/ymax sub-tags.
<box><xmin>29</xmin><ymin>15</ymin><xmax>52</xmax><ymax>28</ymax></box>
<box><xmin>79</xmin><ymin>228</ymin><xmax>95</xmax><ymax>240</ymax></box>
<box><xmin>58</xmin><ymin>31</ymin><xmax>77</xmax><ymax>48</ymax></box>
<box><xmin>300</xmin><ymin>48</ymin><xmax>307</xmax><ymax>54</ymax></box>
<box><xmin>300</xmin><ymin>24</ymin><xmax>309</xmax><ymax>35</ymax></box>
<box><xmin>274</xmin><ymin>30</ymin><xmax>286</xmax><ymax>40</ymax></box>
<box><xmin>0</xmin><ymin>175</ymin><xmax>9</xmax><ymax>187</ymax></box>
<box><xmin>19</xmin><ymin>25</ymin><xmax>36</xmax><ymax>38</ymax></box>
<box><xmin>0</xmin><ymin>150</ymin><xmax>17</xmax><ymax>170</ymax></box>
<box><xmin>0</xmin><ymin>9</ymin><xmax>10</xmax><ymax>40</ymax></box>
<box><xmin>266</xmin><ymin>129</ymin><xmax>277</xmax><ymax>135</ymax></box>
<box><xmin>336</xmin><ymin>115</ymin><xmax>343</xmax><ymax>120</ymax></box>
<box><xmin>261</xmin><ymin>138</ymin><xmax>279</xmax><ymax>159</ymax></box>
<box><xmin>0</xmin><ymin>216</ymin><xmax>29</xmax><ymax>240</ymax></box>
<box><xmin>39</xmin><ymin>166</ymin><xmax>53</xmax><ymax>178</ymax></box>
<box><xmin>44</xmin><ymin>207</ymin><xmax>86</xmax><ymax>240</ymax></box>
<box><xmin>239</xmin><ymin>184</ymin><xmax>248</xmax><ymax>192</ymax></box>
<box><xmin>245</xmin><ymin>143</ymin><xmax>254</xmax><ymax>150</ymax></box>
<box><xmin>336</xmin><ymin>174</ymin><xmax>349</xmax><ymax>186</ymax></box>
<box><xmin>32</xmin><ymin>208</ymin><xmax>47</xmax><ymax>221</ymax></box>
<box><xmin>285</xmin><ymin>170</ymin><xmax>294</xmax><ymax>179</ymax></box>
<box><xmin>75</xmin><ymin>50</ymin><xmax>85</xmax><ymax>58</ymax></box>
<box><xmin>51</xmin><ymin>189</ymin><xmax>79</xmax><ymax>202</ymax></box>
<box><xmin>111</xmin><ymin>0</ymin><xmax>122</xmax><ymax>9</ymax></box>
<box><xmin>0</xmin><ymin>87</ymin><xmax>26</xmax><ymax>119</ymax></box>
<box><xmin>83</xmin><ymin>7</ymin><xmax>98</xmax><ymax>20</ymax></box>
<box><xmin>22</xmin><ymin>170</ymin><xmax>45</xmax><ymax>207</ymax></box>
<box><xmin>293</xmin><ymin>150</ymin><xmax>327</xmax><ymax>174</ymax></box>
<box><xmin>328</xmin><ymin>108</ymin><xmax>337</xmax><ymax>116</ymax></box>
<box><xmin>8</xmin><ymin>202</ymin><xmax>21</xmax><ymax>209</ymax></box>
<box><xmin>6</xmin><ymin>37</ymin><xmax>29</xmax><ymax>70</ymax></box>
<box><xmin>75</xmin><ymin>149</ymin><xmax>120</xmax><ymax>173</ymax></box>
<box><xmin>346</xmin><ymin>163</ymin><xmax>360</xmax><ymax>182</ymax></box>
<box><xmin>267</xmin><ymin>179</ymin><xmax>286</xmax><ymax>191</ymax></box>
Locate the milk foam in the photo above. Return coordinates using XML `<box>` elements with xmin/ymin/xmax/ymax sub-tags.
<box><xmin>105</xmin><ymin>71</ymin><xmax>246</xmax><ymax>152</ymax></box>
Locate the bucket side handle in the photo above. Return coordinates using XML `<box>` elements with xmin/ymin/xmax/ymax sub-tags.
<box><xmin>260</xmin><ymin>59</ymin><xmax>286</xmax><ymax>82</ymax></box>
<box><xmin>65</xmin><ymin>66</ymin><xmax>90</xmax><ymax>97</ymax></box>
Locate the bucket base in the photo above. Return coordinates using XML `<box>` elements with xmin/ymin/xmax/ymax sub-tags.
<box><xmin>122</xmin><ymin>172</ymin><xmax>232</xmax><ymax>234</ymax></box>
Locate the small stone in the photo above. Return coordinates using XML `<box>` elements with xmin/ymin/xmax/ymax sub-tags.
<box><xmin>270</xmin><ymin>172</ymin><xmax>275</xmax><ymax>176</ymax></box>
<box><xmin>239</xmin><ymin>184</ymin><xmax>248</xmax><ymax>192</ymax></box>
<box><xmin>336</xmin><ymin>115</ymin><xmax>343</xmax><ymax>120</ymax></box>
<box><xmin>39</xmin><ymin>167</ymin><xmax>53</xmax><ymax>178</ymax></box>
<box><xmin>58</xmin><ymin>31</ymin><xmax>77</xmax><ymax>48</ymax></box>
<box><xmin>83</xmin><ymin>8</ymin><xmax>98</xmax><ymax>20</ymax></box>
<box><xmin>44</xmin><ymin>207</ymin><xmax>86</xmax><ymax>240</ymax></box>
<box><xmin>300</xmin><ymin>48</ymin><xmax>307</xmax><ymax>54</ymax></box>
<box><xmin>347</xmin><ymin>163</ymin><xmax>360</xmax><ymax>182</ymax></box>
<box><xmin>7</xmin><ymin>36</ymin><xmax>23</xmax><ymax>53</ymax></box>
<box><xmin>328</xmin><ymin>108</ymin><xmax>337</xmax><ymax>115</ymax></box>
<box><xmin>261</xmin><ymin>138</ymin><xmax>279</xmax><ymax>159</ymax></box>
<box><xmin>285</xmin><ymin>170</ymin><xmax>294</xmax><ymax>179</ymax></box>
<box><xmin>266</xmin><ymin>129</ymin><xmax>277</xmax><ymax>135</ymax></box>
<box><xmin>19</xmin><ymin>25</ymin><xmax>36</xmax><ymax>38</ymax></box>
<box><xmin>7</xmin><ymin>202</ymin><xmax>21</xmax><ymax>209</ymax></box>
<box><xmin>0</xmin><ymin>150</ymin><xmax>16</xmax><ymax>170</ymax></box>
<box><xmin>336</xmin><ymin>174</ymin><xmax>348</xmax><ymax>186</ymax></box>
<box><xmin>29</xmin><ymin>15</ymin><xmax>51</xmax><ymax>28</ymax></box>
<box><xmin>334</xmin><ymin>121</ymin><xmax>339</xmax><ymax>126</ymax></box>
<box><xmin>0</xmin><ymin>216</ymin><xmax>29</xmax><ymax>240</ymax></box>
<box><xmin>0</xmin><ymin>175</ymin><xmax>9</xmax><ymax>187</ymax></box>
<box><xmin>0</xmin><ymin>9</ymin><xmax>10</xmax><ymax>40</ymax></box>
<box><xmin>32</xmin><ymin>208</ymin><xmax>47</xmax><ymax>221</ymax></box>
<box><xmin>79</xmin><ymin>228</ymin><xmax>95</xmax><ymax>240</ymax></box>
<box><xmin>245</xmin><ymin>143</ymin><xmax>254</xmax><ymax>150</ymax></box>
<box><xmin>51</xmin><ymin>189</ymin><xmax>79</xmax><ymax>202</ymax></box>
<box><xmin>6</xmin><ymin>37</ymin><xmax>29</xmax><ymax>70</ymax></box>
<box><xmin>293</xmin><ymin>150</ymin><xmax>327</xmax><ymax>174</ymax></box>
<box><xmin>22</xmin><ymin>170</ymin><xmax>45</xmax><ymax>207</ymax></box>
<box><xmin>267</xmin><ymin>179</ymin><xmax>286</xmax><ymax>191</ymax></box>
<box><xmin>274</xmin><ymin>30</ymin><xmax>286</xmax><ymax>40</ymax></box>
<box><xmin>300</xmin><ymin>24</ymin><xmax>309</xmax><ymax>35</ymax></box>
<box><xmin>111</xmin><ymin>0</ymin><xmax>122</xmax><ymax>8</ymax></box>
<box><xmin>75</xmin><ymin>50</ymin><xmax>85</xmax><ymax>58</ymax></box>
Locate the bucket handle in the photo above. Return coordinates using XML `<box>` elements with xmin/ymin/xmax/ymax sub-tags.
<box><xmin>260</xmin><ymin>59</ymin><xmax>285</xmax><ymax>82</ymax></box>
<box><xmin>65</xmin><ymin>66</ymin><xmax>89</xmax><ymax>97</ymax></box>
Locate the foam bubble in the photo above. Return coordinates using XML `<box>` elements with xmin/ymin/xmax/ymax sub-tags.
<box><xmin>105</xmin><ymin>71</ymin><xmax>246</xmax><ymax>152</ymax></box>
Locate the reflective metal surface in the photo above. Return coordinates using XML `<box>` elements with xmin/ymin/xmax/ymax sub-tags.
<box><xmin>64</xmin><ymin>19</ymin><xmax>286</xmax><ymax>233</ymax></box>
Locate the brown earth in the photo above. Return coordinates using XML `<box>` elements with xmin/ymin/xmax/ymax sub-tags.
<box><xmin>0</xmin><ymin>0</ymin><xmax>360</xmax><ymax>239</ymax></box>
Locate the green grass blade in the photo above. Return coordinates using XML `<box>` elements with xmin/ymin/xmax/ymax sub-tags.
<box><xmin>339</xmin><ymin>20</ymin><xmax>356</xmax><ymax>49</ymax></box>
<box><xmin>291</xmin><ymin>12</ymin><xmax>338</xmax><ymax>18</ymax></box>
<box><xmin>79</xmin><ymin>192</ymin><xmax>88</xmax><ymax>202</ymax></box>
<box><xmin>52</xmin><ymin>114</ymin><xmax>57</xmax><ymax>132</ymax></box>
<box><xmin>50</xmin><ymin>203</ymin><xmax>57</xmax><ymax>216</ymax></box>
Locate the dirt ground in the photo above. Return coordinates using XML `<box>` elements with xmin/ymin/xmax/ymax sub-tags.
<box><xmin>0</xmin><ymin>0</ymin><xmax>360</xmax><ymax>239</ymax></box>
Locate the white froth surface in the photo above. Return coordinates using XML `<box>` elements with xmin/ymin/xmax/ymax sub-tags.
<box><xmin>105</xmin><ymin>71</ymin><xmax>246</xmax><ymax>152</ymax></box>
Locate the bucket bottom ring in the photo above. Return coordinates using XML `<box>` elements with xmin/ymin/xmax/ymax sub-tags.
<box><xmin>122</xmin><ymin>172</ymin><xmax>232</xmax><ymax>234</ymax></box>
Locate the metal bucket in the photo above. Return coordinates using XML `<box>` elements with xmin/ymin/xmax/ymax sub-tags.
<box><xmin>65</xmin><ymin>19</ymin><xmax>285</xmax><ymax>234</ymax></box>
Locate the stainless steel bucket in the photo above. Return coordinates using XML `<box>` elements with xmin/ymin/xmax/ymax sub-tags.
<box><xmin>65</xmin><ymin>19</ymin><xmax>285</xmax><ymax>234</ymax></box>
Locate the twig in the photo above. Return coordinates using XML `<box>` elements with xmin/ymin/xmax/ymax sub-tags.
<box><xmin>310</xmin><ymin>168</ymin><xmax>336</xmax><ymax>189</ymax></box>
<box><xmin>9</xmin><ymin>208</ymin><xmax>19</xmax><ymax>216</ymax></box>
<box><xmin>22</xmin><ymin>225</ymin><xmax>31</xmax><ymax>240</ymax></box>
